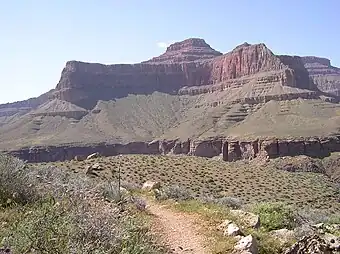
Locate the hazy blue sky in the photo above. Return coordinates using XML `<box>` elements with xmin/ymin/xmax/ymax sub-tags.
<box><xmin>1</xmin><ymin>0</ymin><xmax>339</xmax><ymax>103</ymax></box>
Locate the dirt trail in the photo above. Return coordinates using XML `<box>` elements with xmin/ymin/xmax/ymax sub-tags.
<box><xmin>147</xmin><ymin>200</ymin><xmax>210</xmax><ymax>254</ymax></box>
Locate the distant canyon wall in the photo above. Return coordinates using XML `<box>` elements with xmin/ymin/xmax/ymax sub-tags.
<box><xmin>8</xmin><ymin>136</ymin><xmax>340</xmax><ymax>163</ymax></box>
<box><xmin>54</xmin><ymin>43</ymin><xmax>316</xmax><ymax>109</ymax></box>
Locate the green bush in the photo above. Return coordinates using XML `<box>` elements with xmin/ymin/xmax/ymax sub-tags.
<box><xmin>252</xmin><ymin>230</ymin><xmax>285</xmax><ymax>254</ymax></box>
<box><xmin>251</xmin><ymin>202</ymin><xmax>297</xmax><ymax>231</ymax></box>
<box><xmin>2</xmin><ymin>198</ymin><xmax>72</xmax><ymax>253</ymax></box>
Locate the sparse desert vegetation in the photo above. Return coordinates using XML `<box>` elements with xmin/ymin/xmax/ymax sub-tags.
<box><xmin>1</xmin><ymin>152</ymin><xmax>339</xmax><ymax>253</ymax></box>
<box><xmin>0</xmin><ymin>154</ymin><xmax>165</xmax><ymax>253</ymax></box>
<box><xmin>35</xmin><ymin>154</ymin><xmax>340</xmax><ymax>213</ymax></box>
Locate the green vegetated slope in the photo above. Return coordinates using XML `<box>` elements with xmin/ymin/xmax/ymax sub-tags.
<box><xmin>33</xmin><ymin>154</ymin><xmax>340</xmax><ymax>213</ymax></box>
<box><xmin>2</xmin><ymin>92</ymin><xmax>340</xmax><ymax>149</ymax></box>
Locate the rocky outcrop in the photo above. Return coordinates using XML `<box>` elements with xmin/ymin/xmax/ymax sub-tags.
<box><xmin>301</xmin><ymin>56</ymin><xmax>340</xmax><ymax>96</ymax></box>
<box><xmin>284</xmin><ymin>234</ymin><xmax>333</xmax><ymax>254</ymax></box>
<box><xmin>29</xmin><ymin>99</ymin><xmax>88</xmax><ymax>120</ymax></box>
<box><xmin>8</xmin><ymin>135</ymin><xmax>340</xmax><ymax>163</ymax></box>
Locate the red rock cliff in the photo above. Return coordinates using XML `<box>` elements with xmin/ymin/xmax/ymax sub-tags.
<box><xmin>54</xmin><ymin>39</ymin><xmax>318</xmax><ymax>109</ymax></box>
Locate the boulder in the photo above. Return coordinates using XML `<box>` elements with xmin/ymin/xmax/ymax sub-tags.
<box><xmin>85</xmin><ymin>165</ymin><xmax>98</xmax><ymax>176</ymax></box>
<box><xmin>91</xmin><ymin>163</ymin><xmax>103</xmax><ymax>171</ymax></box>
<box><xmin>312</xmin><ymin>223</ymin><xmax>325</xmax><ymax>229</ymax></box>
<box><xmin>230</xmin><ymin>210</ymin><xmax>260</xmax><ymax>229</ymax></box>
<box><xmin>142</xmin><ymin>181</ymin><xmax>161</xmax><ymax>191</ymax></box>
<box><xmin>233</xmin><ymin>235</ymin><xmax>258</xmax><ymax>254</ymax></box>
<box><xmin>86</xmin><ymin>152</ymin><xmax>100</xmax><ymax>160</ymax></box>
<box><xmin>283</xmin><ymin>234</ymin><xmax>332</xmax><ymax>254</ymax></box>
<box><xmin>217</xmin><ymin>219</ymin><xmax>232</xmax><ymax>231</ymax></box>
<box><xmin>227</xmin><ymin>223</ymin><xmax>243</xmax><ymax>237</ymax></box>
<box><xmin>74</xmin><ymin>155</ymin><xmax>85</xmax><ymax>161</ymax></box>
<box><xmin>325</xmin><ymin>224</ymin><xmax>340</xmax><ymax>232</ymax></box>
<box><xmin>323</xmin><ymin>233</ymin><xmax>340</xmax><ymax>251</ymax></box>
<box><xmin>217</xmin><ymin>220</ymin><xmax>243</xmax><ymax>237</ymax></box>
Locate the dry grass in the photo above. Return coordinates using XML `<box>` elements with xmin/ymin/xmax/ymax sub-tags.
<box><xmin>33</xmin><ymin>154</ymin><xmax>340</xmax><ymax>213</ymax></box>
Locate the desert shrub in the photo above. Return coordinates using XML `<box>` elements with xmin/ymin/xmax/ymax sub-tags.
<box><xmin>295</xmin><ymin>207</ymin><xmax>332</xmax><ymax>225</ymax></box>
<box><xmin>326</xmin><ymin>214</ymin><xmax>340</xmax><ymax>224</ymax></box>
<box><xmin>121</xmin><ymin>181</ymin><xmax>140</xmax><ymax>191</ymax></box>
<box><xmin>2</xmin><ymin>198</ymin><xmax>73</xmax><ymax>253</ymax></box>
<box><xmin>251</xmin><ymin>202</ymin><xmax>297</xmax><ymax>231</ymax></box>
<box><xmin>200</xmin><ymin>195</ymin><xmax>243</xmax><ymax>209</ymax></box>
<box><xmin>26</xmin><ymin>165</ymin><xmax>96</xmax><ymax>198</ymax></box>
<box><xmin>252</xmin><ymin>230</ymin><xmax>285</xmax><ymax>254</ymax></box>
<box><xmin>155</xmin><ymin>185</ymin><xmax>193</xmax><ymax>201</ymax></box>
<box><xmin>99</xmin><ymin>181</ymin><xmax>124</xmax><ymax>203</ymax></box>
<box><xmin>0</xmin><ymin>154</ymin><xmax>38</xmax><ymax>206</ymax></box>
<box><xmin>133</xmin><ymin>197</ymin><xmax>147</xmax><ymax>211</ymax></box>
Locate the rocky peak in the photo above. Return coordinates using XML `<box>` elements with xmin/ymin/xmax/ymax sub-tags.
<box><xmin>144</xmin><ymin>38</ymin><xmax>222</xmax><ymax>64</ymax></box>
<box><xmin>233</xmin><ymin>42</ymin><xmax>252</xmax><ymax>51</ymax></box>
<box><xmin>165</xmin><ymin>38</ymin><xmax>213</xmax><ymax>52</ymax></box>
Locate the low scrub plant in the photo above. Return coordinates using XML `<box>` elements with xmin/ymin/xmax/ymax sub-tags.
<box><xmin>251</xmin><ymin>202</ymin><xmax>297</xmax><ymax>231</ymax></box>
<box><xmin>155</xmin><ymin>185</ymin><xmax>193</xmax><ymax>201</ymax></box>
<box><xmin>201</xmin><ymin>195</ymin><xmax>243</xmax><ymax>209</ymax></box>
<box><xmin>0</xmin><ymin>154</ymin><xmax>38</xmax><ymax>206</ymax></box>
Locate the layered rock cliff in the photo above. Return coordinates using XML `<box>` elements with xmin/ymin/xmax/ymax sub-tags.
<box><xmin>53</xmin><ymin>39</ymin><xmax>320</xmax><ymax>109</ymax></box>
<box><xmin>301</xmin><ymin>56</ymin><xmax>340</xmax><ymax>96</ymax></box>
<box><xmin>8</xmin><ymin>136</ymin><xmax>340</xmax><ymax>163</ymax></box>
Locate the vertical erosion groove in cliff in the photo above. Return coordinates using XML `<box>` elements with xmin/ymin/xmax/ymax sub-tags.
<box><xmin>8</xmin><ymin>136</ymin><xmax>340</xmax><ymax>163</ymax></box>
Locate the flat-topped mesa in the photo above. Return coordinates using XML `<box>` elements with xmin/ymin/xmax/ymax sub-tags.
<box><xmin>53</xmin><ymin>39</ymin><xmax>320</xmax><ymax>109</ymax></box>
<box><xmin>144</xmin><ymin>38</ymin><xmax>222</xmax><ymax>63</ymax></box>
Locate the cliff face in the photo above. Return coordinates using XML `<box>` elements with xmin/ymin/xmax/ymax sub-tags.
<box><xmin>9</xmin><ymin>136</ymin><xmax>340</xmax><ymax>163</ymax></box>
<box><xmin>54</xmin><ymin>39</ymin><xmax>318</xmax><ymax>109</ymax></box>
<box><xmin>301</xmin><ymin>56</ymin><xmax>340</xmax><ymax>96</ymax></box>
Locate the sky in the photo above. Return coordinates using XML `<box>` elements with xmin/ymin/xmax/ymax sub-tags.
<box><xmin>0</xmin><ymin>0</ymin><xmax>339</xmax><ymax>103</ymax></box>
